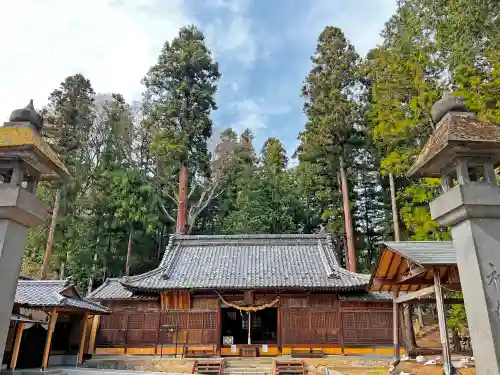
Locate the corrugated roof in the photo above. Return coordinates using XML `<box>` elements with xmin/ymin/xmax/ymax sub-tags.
<box><xmin>121</xmin><ymin>234</ymin><xmax>370</xmax><ymax>292</ymax></box>
<box><xmin>15</xmin><ymin>280</ymin><xmax>108</xmax><ymax>313</ymax></box>
<box><xmin>88</xmin><ymin>278</ymin><xmax>156</xmax><ymax>300</ymax></box>
<box><xmin>380</xmin><ymin>241</ymin><xmax>456</xmax><ymax>265</ymax></box>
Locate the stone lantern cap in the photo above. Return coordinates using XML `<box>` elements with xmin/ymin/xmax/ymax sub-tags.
<box><xmin>0</xmin><ymin>101</ymin><xmax>70</xmax><ymax>183</ymax></box>
<box><xmin>408</xmin><ymin>95</ymin><xmax>500</xmax><ymax>178</ymax></box>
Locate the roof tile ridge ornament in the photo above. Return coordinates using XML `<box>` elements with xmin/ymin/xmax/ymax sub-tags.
<box><xmin>162</xmin><ymin>244</ymin><xmax>183</xmax><ymax>280</ymax></box>
<box><xmin>8</xmin><ymin>99</ymin><xmax>44</xmax><ymax>131</ymax></box>
<box><xmin>316</xmin><ymin>239</ymin><xmax>336</xmax><ymax>278</ymax></box>
<box><xmin>172</xmin><ymin>233</ymin><xmax>324</xmax><ymax>241</ymax></box>
<box><xmin>159</xmin><ymin>233</ymin><xmax>176</xmax><ymax>267</ymax></box>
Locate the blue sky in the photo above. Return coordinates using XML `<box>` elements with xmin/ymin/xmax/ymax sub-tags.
<box><xmin>0</xmin><ymin>0</ymin><xmax>396</xmax><ymax>160</ymax></box>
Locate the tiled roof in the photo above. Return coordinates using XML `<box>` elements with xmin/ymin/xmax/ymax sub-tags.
<box><xmin>88</xmin><ymin>278</ymin><xmax>157</xmax><ymax>300</ymax></box>
<box><xmin>120</xmin><ymin>234</ymin><xmax>370</xmax><ymax>292</ymax></box>
<box><xmin>15</xmin><ymin>280</ymin><xmax>108</xmax><ymax>313</ymax></box>
<box><xmin>381</xmin><ymin>241</ymin><xmax>456</xmax><ymax>265</ymax></box>
<box><xmin>339</xmin><ymin>291</ymin><xmax>393</xmax><ymax>301</ymax></box>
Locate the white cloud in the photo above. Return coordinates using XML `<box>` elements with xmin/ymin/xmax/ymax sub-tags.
<box><xmin>0</xmin><ymin>0</ymin><xmax>191</xmax><ymax>122</ymax></box>
<box><xmin>203</xmin><ymin>0</ymin><xmax>258</xmax><ymax>68</ymax></box>
<box><xmin>300</xmin><ymin>0</ymin><xmax>397</xmax><ymax>56</ymax></box>
<box><xmin>230</xmin><ymin>99</ymin><xmax>291</xmax><ymax>132</ymax></box>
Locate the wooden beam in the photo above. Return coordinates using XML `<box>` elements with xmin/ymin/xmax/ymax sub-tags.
<box><xmin>78</xmin><ymin>311</ymin><xmax>90</xmax><ymax>365</ymax></box>
<box><xmin>434</xmin><ymin>269</ymin><xmax>453</xmax><ymax>375</ymax></box>
<box><xmin>374</xmin><ymin>277</ymin><xmax>432</xmax><ymax>286</ymax></box>
<box><xmin>88</xmin><ymin>315</ymin><xmax>100</xmax><ymax>354</ymax></box>
<box><xmin>10</xmin><ymin>322</ymin><xmax>24</xmax><ymax>370</ymax></box>
<box><xmin>394</xmin><ymin>285</ymin><xmax>435</xmax><ymax>304</ymax></box>
<box><xmin>42</xmin><ymin>308</ymin><xmax>58</xmax><ymax>369</ymax></box>
<box><xmin>395</xmin><ymin>266</ymin><xmax>427</xmax><ymax>283</ymax></box>
<box><xmin>409</xmin><ymin>298</ymin><xmax>464</xmax><ymax>305</ymax></box>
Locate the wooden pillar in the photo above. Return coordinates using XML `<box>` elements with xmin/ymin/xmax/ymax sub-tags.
<box><xmin>42</xmin><ymin>308</ymin><xmax>57</xmax><ymax>369</ymax></box>
<box><xmin>338</xmin><ymin>299</ymin><xmax>344</xmax><ymax>354</ymax></box>
<box><xmin>277</xmin><ymin>300</ymin><xmax>281</xmax><ymax>352</ymax></box>
<box><xmin>392</xmin><ymin>292</ymin><xmax>400</xmax><ymax>364</ymax></box>
<box><xmin>78</xmin><ymin>312</ymin><xmax>90</xmax><ymax>365</ymax></box>
<box><xmin>433</xmin><ymin>269</ymin><xmax>453</xmax><ymax>375</ymax></box>
<box><xmin>216</xmin><ymin>299</ymin><xmax>222</xmax><ymax>356</ymax></box>
<box><xmin>10</xmin><ymin>322</ymin><xmax>24</xmax><ymax>370</ymax></box>
<box><xmin>247</xmin><ymin>311</ymin><xmax>251</xmax><ymax>345</ymax></box>
<box><xmin>88</xmin><ymin>315</ymin><xmax>100</xmax><ymax>354</ymax></box>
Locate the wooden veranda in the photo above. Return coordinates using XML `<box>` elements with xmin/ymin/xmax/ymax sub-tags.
<box><xmin>370</xmin><ymin>241</ymin><xmax>462</xmax><ymax>375</ymax></box>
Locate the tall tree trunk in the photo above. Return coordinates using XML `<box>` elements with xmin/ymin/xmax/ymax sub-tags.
<box><xmin>41</xmin><ymin>189</ymin><xmax>61</xmax><ymax>280</ymax></box>
<box><xmin>176</xmin><ymin>166</ymin><xmax>189</xmax><ymax>234</ymax></box>
<box><xmin>389</xmin><ymin>172</ymin><xmax>400</xmax><ymax>241</ymax></box>
<box><xmin>403</xmin><ymin>304</ymin><xmax>417</xmax><ymax>353</ymax></box>
<box><xmin>87</xmin><ymin>252</ymin><xmax>98</xmax><ymax>296</ymax></box>
<box><xmin>416</xmin><ymin>305</ymin><xmax>425</xmax><ymax>327</ymax></box>
<box><xmin>59</xmin><ymin>260</ymin><xmax>65</xmax><ymax>280</ymax></box>
<box><xmin>125</xmin><ymin>228</ymin><xmax>133</xmax><ymax>276</ymax></box>
<box><xmin>339</xmin><ymin>156</ymin><xmax>356</xmax><ymax>272</ymax></box>
<box><xmin>390</xmin><ymin>173</ymin><xmax>416</xmax><ymax>349</ymax></box>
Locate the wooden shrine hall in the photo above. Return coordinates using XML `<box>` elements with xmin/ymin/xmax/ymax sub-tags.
<box><xmin>89</xmin><ymin>234</ymin><xmax>405</xmax><ymax>357</ymax></box>
<box><xmin>2</xmin><ymin>278</ymin><xmax>108</xmax><ymax>370</ymax></box>
<box><xmin>371</xmin><ymin>241</ymin><xmax>463</xmax><ymax>374</ymax></box>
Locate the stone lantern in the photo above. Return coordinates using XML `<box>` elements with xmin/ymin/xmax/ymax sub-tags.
<box><xmin>0</xmin><ymin>101</ymin><xmax>70</xmax><ymax>364</ymax></box>
<box><xmin>409</xmin><ymin>95</ymin><xmax>500</xmax><ymax>375</ymax></box>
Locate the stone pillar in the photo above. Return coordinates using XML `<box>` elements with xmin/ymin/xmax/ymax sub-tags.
<box><xmin>408</xmin><ymin>95</ymin><xmax>500</xmax><ymax>375</ymax></box>
<box><xmin>0</xmin><ymin>101</ymin><xmax>69</xmax><ymax>365</ymax></box>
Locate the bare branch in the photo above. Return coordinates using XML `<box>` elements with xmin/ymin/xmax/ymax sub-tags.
<box><xmin>163</xmin><ymin>188</ymin><xmax>177</xmax><ymax>205</ymax></box>
<box><xmin>188</xmin><ymin>183</ymin><xmax>196</xmax><ymax>200</ymax></box>
<box><xmin>157</xmin><ymin>200</ymin><xmax>176</xmax><ymax>223</ymax></box>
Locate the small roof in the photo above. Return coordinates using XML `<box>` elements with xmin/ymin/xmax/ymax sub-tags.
<box><xmin>88</xmin><ymin>278</ymin><xmax>157</xmax><ymax>300</ymax></box>
<box><xmin>108</xmin><ymin>234</ymin><xmax>370</xmax><ymax>293</ymax></box>
<box><xmin>10</xmin><ymin>313</ymin><xmax>46</xmax><ymax>324</ymax></box>
<box><xmin>381</xmin><ymin>241</ymin><xmax>456</xmax><ymax>265</ymax></box>
<box><xmin>15</xmin><ymin>280</ymin><xmax>108</xmax><ymax>314</ymax></box>
<box><xmin>370</xmin><ymin>241</ymin><xmax>461</xmax><ymax>293</ymax></box>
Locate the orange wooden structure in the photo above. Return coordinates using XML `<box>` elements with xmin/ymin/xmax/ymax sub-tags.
<box><xmin>370</xmin><ymin>241</ymin><xmax>463</xmax><ymax>372</ymax></box>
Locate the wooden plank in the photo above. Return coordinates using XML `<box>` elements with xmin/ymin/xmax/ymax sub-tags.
<box><xmin>42</xmin><ymin>308</ymin><xmax>58</xmax><ymax>369</ymax></box>
<box><xmin>78</xmin><ymin>311</ymin><xmax>90</xmax><ymax>365</ymax></box>
<box><xmin>10</xmin><ymin>322</ymin><xmax>24</xmax><ymax>370</ymax></box>
<box><xmin>394</xmin><ymin>285</ymin><xmax>435</xmax><ymax>304</ymax></box>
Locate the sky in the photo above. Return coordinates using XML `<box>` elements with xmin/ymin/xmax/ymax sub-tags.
<box><xmin>0</xmin><ymin>0</ymin><xmax>396</xmax><ymax>158</ymax></box>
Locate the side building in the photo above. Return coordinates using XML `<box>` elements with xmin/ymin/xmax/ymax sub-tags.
<box><xmin>88</xmin><ymin>234</ymin><xmax>400</xmax><ymax>357</ymax></box>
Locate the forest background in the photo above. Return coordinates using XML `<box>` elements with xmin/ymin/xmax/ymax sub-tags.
<box><xmin>21</xmin><ymin>0</ymin><xmax>499</xmax><ymax>333</ymax></box>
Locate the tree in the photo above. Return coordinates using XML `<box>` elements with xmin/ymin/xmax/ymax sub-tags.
<box><xmin>225</xmin><ymin>141</ymin><xmax>301</xmax><ymax>234</ymax></box>
<box><xmin>262</xmin><ymin>137</ymin><xmax>287</xmax><ymax>172</ymax></box>
<box><xmin>141</xmin><ymin>25</ymin><xmax>222</xmax><ymax>233</ymax></box>
<box><xmin>297</xmin><ymin>26</ymin><xmax>362</xmax><ymax>271</ymax></box>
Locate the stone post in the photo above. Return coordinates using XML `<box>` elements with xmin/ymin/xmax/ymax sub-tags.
<box><xmin>0</xmin><ymin>101</ymin><xmax>69</xmax><ymax>365</ymax></box>
<box><xmin>408</xmin><ymin>95</ymin><xmax>500</xmax><ymax>375</ymax></box>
